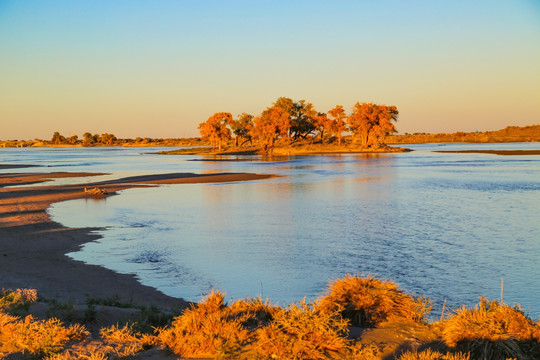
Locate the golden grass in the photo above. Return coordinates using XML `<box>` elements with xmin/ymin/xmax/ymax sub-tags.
<box><xmin>2</xmin><ymin>280</ymin><xmax>540</xmax><ymax>359</ymax></box>
<box><xmin>228</xmin><ymin>296</ymin><xmax>280</xmax><ymax>329</ymax></box>
<box><xmin>440</xmin><ymin>297</ymin><xmax>540</xmax><ymax>359</ymax></box>
<box><xmin>255</xmin><ymin>300</ymin><xmax>350</xmax><ymax>359</ymax></box>
<box><xmin>347</xmin><ymin>342</ymin><xmax>383</xmax><ymax>360</ymax></box>
<box><xmin>157</xmin><ymin>290</ymin><xmax>251</xmax><ymax>358</ymax></box>
<box><xmin>0</xmin><ymin>312</ymin><xmax>88</xmax><ymax>357</ymax></box>
<box><xmin>100</xmin><ymin>323</ymin><xmax>157</xmax><ymax>356</ymax></box>
<box><xmin>398</xmin><ymin>349</ymin><xmax>470</xmax><ymax>360</ymax></box>
<box><xmin>317</xmin><ymin>274</ymin><xmax>432</xmax><ymax>327</ymax></box>
<box><xmin>0</xmin><ymin>288</ymin><xmax>38</xmax><ymax>311</ymax></box>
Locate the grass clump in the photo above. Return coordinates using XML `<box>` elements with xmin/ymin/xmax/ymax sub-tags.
<box><xmin>317</xmin><ymin>274</ymin><xmax>432</xmax><ymax>327</ymax></box>
<box><xmin>0</xmin><ymin>312</ymin><xmax>88</xmax><ymax>358</ymax></box>
<box><xmin>157</xmin><ymin>290</ymin><xmax>251</xmax><ymax>358</ymax></box>
<box><xmin>0</xmin><ymin>288</ymin><xmax>38</xmax><ymax>313</ymax></box>
<box><xmin>440</xmin><ymin>297</ymin><xmax>540</xmax><ymax>360</ymax></box>
<box><xmin>100</xmin><ymin>323</ymin><xmax>157</xmax><ymax>357</ymax></box>
<box><xmin>398</xmin><ymin>349</ymin><xmax>470</xmax><ymax>360</ymax></box>
<box><xmin>228</xmin><ymin>296</ymin><xmax>280</xmax><ymax>329</ymax></box>
<box><xmin>255</xmin><ymin>300</ymin><xmax>350</xmax><ymax>360</ymax></box>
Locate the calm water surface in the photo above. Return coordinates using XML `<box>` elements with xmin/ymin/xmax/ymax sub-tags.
<box><xmin>2</xmin><ymin>144</ymin><xmax>539</xmax><ymax>318</ymax></box>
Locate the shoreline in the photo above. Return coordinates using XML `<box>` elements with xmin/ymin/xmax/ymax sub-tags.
<box><xmin>0</xmin><ymin>170</ymin><xmax>272</xmax><ymax>310</ymax></box>
<box><xmin>433</xmin><ymin>149</ymin><xmax>540</xmax><ymax>156</ymax></box>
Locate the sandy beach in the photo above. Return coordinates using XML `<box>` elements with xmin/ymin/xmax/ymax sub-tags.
<box><xmin>434</xmin><ymin>149</ymin><xmax>540</xmax><ymax>155</ymax></box>
<box><xmin>0</xmin><ymin>169</ymin><xmax>272</xmax><ymax>309</ymax></box>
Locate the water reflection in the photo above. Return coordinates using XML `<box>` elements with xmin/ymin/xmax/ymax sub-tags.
<box><xmin>38</xmin><ymin>145</ymin><xmax>540</xmax><ymax>318</ymax></box>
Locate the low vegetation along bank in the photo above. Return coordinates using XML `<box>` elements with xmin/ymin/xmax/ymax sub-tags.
<box><xmin>2</xmin><ymin>275</ymin><xmax>539</xmax><ymax>360</ymax></box>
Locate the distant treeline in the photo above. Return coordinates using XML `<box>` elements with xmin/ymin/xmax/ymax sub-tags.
<box><xmin>198</xmin><ymin>97</ymin><xmax>399</xmax><ymax>152</ymax></box>
<box><xmin>0</xmin><ymin>133</ymin><xmax>203</xmax><ymax>148</ymax></box>
<box><xmin>387</xmin><ymin>125</ymin><xmax>540</xmax><ymax>144</ymax></box>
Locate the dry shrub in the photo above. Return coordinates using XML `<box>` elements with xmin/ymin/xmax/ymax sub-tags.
<box><xmin>254</xmin><ymin>300</ymin><xmax>350</xmax><ymax>360</ymax></box>
<box><xmin>0</xmin><ymin>288</ymin><xmax>38</xmax><ymax>311</ymax></box>
<box><xmin>158</xmin><ymin>290</ymin><xmax>250</xmax><ymax>358</ymax></box>
<box><xmin>0</xmin><ymin>312</ymin><xmax>88</xmax><ymax>357</ymax></box>
<box><xmin>398</xmin><ymin>349</ymin><xmax>470</xmax><ymax>360</ymax></box>
<box><xmin>346</xmin><ymin>342</ymin><xmax>383</xmax><ymax>360</ymax></box>
<box><xmin>441</xmin><ymin>297</ymin><xmax>540</xmax><ymax>359</ymax></box>
<box><xmin>100</xmin><ymin>323</ymin><xmax>157</xmax><ymax>357</ymax></box>
<box><xmin>317</xmin><ymin>274</ymin><xmax>432</xmax><ymax>327</ymax></box>
<box><xmin>228</xmin><ymin>296</ymin><xmax>280</xmax><ymax>328</ymax></box>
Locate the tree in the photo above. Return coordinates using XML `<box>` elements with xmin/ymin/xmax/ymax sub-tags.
<box><xmin>327</xmin><ymin>105</ymin><xmax>348</xmax><ymax>146</ymax></box>
<box><xmin>230</xmin><ymin>113</ymin><xmax>254</xmax><ymax>147</ymax></box>
<box><xmin>51</xmin><ymin>132</ymin><xmax>66</xmax><ymax>145</ymax></box>
<box><xmin>82</xmin><ymin>132</ymin><xmax>94</xmax><ymax>146</ymax></box>
<box><xmin>100</xmin><ymin>133</ymin><xmax>117</xmax><ymax>145</ymax></box>
<box><xmin>313</xmin><ymin>112</ymin><xmax>332</xmax><ymax>143</ymax></box>
<box><xmin>67</xmin><ymin>135</ymin><xmax>78</xmax><ymax>145</ymax></box>
<box><xmin>198</xmin><ymin>112</ymin><xmax>233</xmax><ymax>151</ymax></box>
<box><xmin>347</xmin><ymin>103</ymin><xmax>398</xmax><ymax>148</ymax></box>
<box><xmin>289</xmin><ymin>100</ymin><xmax>316</xmax><ymax>140</ymax></box>
<box><xmin>253</xmin><ymin>106</ymin><xmax>290</xmax><ymax>152</ymax></box>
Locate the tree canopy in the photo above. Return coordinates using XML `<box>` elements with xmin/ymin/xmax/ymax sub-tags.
<box><xmin>347</xmin><ymin>103</ymin><xmax>398</xmax><ymax>148</ymax></box>
<box><xmin>198</xmin><ymin>112</ymin><xmax>233</xmax><ymax>151</ymax></box>
<box><xmin>197</xmin><ymin>98</ymin><xmax>399</xmax><ymax>153</ymax></box>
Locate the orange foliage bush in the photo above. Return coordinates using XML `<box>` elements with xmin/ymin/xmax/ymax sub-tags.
<box><xmin>254</xmin><ymin>300</ymin><xmax>350</xmax><ymax>360</ymax></box>
<box><xmin>0</xmin><ymin>312</ymin><xmax>88</xmax><ymax>357</ymax></box>
<box><xmin>157</xmin><ymin>290</ymin><xmax>251</xmax><ymax>358</ymax></box>
<box><xmin>0</xmin><ymin>288</ymin><xmax>38</xmax><ymax>311</ymax></box>
<box><xmin>317</xmin><ymin>274</ymin><xmax>432</xmax><ymax>327</ymax></box>
<box><xmin>441</xmin><ymin>297</ymin><xmax>540</xmax><ymax>359</ymax></box>
<box><xmin>398</xmin><ymin>349</ymin><xmax>470</xmax><ymax>360</ymax></box>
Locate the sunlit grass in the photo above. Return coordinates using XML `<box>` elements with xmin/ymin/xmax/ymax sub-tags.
<box><xmin>1</xmin><ymin>277</ymin><xmax>539</xmax><ymax>359</ymax></box>
<box><xmin>0</xmin><ymin>312</ymin><xmax>88</xmax><ymax>357</ymax></box>
<box><xmin>440</xmin><ymin>297</ymin><xmax>540</xmax><ymax>359</ymax></box>
<box><xmin>157</xmin><ymin>290</ymin><xmax>251</xmax><ymax>358</ymax></box>
<box><xmin>317</xmin><ymin>274</ymin><xmax>432</xmax><ymax>326</ymax></box>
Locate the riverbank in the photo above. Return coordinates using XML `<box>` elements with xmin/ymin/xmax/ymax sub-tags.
<box><xmin>158</xmin><ymin>143</ymin><xmax>411</xmax><ymax>156</ymax></box>
<box><xmin>434</xmin><ymin>149</ymin><xmax>540</xmax><ymax>156</ymax></box>
<box><xmin>0</xmin><ymin>170</ymin><xmax>272</xmax><ymax>309</ymax></box>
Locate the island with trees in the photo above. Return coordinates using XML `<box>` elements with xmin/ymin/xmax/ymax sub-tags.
<box><xmin>166</xmin><ymin>97</ymin><xmax>404</xmax><ymax>155</ymax></box>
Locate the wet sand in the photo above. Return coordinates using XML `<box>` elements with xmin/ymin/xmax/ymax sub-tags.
<box><xmin>0</xmin><ymin>171</ymin><xmax>272</xmax><ymax>309</ymax></box>
<box><xmin>434</xmin><ymin>149</ymin><xmax>540</xmax><ymax>155</ymax></box>
<box><xmin>0</xmin><ymin>164</ymin><xmax>40</xmax><ymax>169</ymax></box>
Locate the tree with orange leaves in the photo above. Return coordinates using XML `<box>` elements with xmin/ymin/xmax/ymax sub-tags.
<box><xmin>230</xmin><ymin>113</ymin><xmax>254</xmax><ymax>147</ymax></box>
<box><xmin>347</xmin><ymin>103</ymin><xmax>398</xmax><ymax>148</ymax></box>
<box><xmin>313</xmin><ymin>112</ymin><xmax>333</xmax><ymax>143</ymax></box>
<box><xmin>198</xmin><ymin>112</ymin><xmax>233</xmax><ymax>151</ymax></box>
<box><xmin>253</xmin><ymin>106</ymin><xmax>290</xmax><ymax>153</ymax></box>
<box><xmin>327</xmin><ymin>105</ymin><xmax>348</xmax><ymax>146</ymax></box>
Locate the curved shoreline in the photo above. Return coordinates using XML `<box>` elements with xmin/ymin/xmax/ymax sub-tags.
<box><xmin>0</xmin><ymin>171</ymin><xmax>272</xmax><ymax>310</ymax></box>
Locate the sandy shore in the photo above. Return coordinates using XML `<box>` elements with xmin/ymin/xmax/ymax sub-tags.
<box><xmin>434</xmin><ymin>149</ymin><xmax>540</xmax><ymax>155</ymax></box>
<box><xmin>0</xmin><ymin>170</ymin><xmax>272</xmax><ymax>310</ymax></box>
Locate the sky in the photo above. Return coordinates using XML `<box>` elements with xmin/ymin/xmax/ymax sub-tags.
<box><xmin>1</xmin><ymin>0</ymin><xmax>539</xmax><ymax>140</ymax></box>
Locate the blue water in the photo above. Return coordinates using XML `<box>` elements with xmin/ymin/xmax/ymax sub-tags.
<box><xmin>1</xmin><ymin>144</ymin><xmax>539</xmax><ymax>318</ymax></box>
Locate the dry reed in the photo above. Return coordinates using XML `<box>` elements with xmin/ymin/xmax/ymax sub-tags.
<box><xmin>441</xmin><ymin>297</ymin><xmax>540</xmax><ymax>359</ymax></box>
<box><xmin>317</xmin><ymin>274</ymin><xmax>432</xmax><ymax>327</ymax></box>
<box><xmin>157</xmin><ymin>290</ymin><xmax>251</xmax><ymax>358</ymax></box>
<box><xmin>254</xmin><ymin>300</ymin><xmax>350</xmax><ymax>360</ymax></box>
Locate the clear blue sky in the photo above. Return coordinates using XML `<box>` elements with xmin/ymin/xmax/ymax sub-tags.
<box><xmin>1</xmin><ymin>0</ymin><xmax>539</xmax><ymax>139</ymax></box>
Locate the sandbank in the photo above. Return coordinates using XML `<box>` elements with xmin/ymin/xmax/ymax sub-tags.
<box><xmin>434</xmin><ymin>149</ymin><xmax>540</xmax><ymax>155</ymax></box>
<box><xmin>0</xmin><ymin>164</ymin><xmax>40</xmax><ymax>169</ymax></box>
<box><xmin>0</xmin><ymin>171</ymin><xmax>272</xmax><ymax>310</ymax></box>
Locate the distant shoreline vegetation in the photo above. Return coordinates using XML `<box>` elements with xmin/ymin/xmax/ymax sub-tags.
<box><xmin>1</xmin><ymin>116</ymin><xmax>538</xmax><ymax>152</ymax></box>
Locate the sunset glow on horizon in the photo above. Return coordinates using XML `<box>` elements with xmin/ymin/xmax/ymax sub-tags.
<box><xmin>1</xmin><ymin>0</ymin><xmax>539</xmax><ymax>140</ymax></box>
